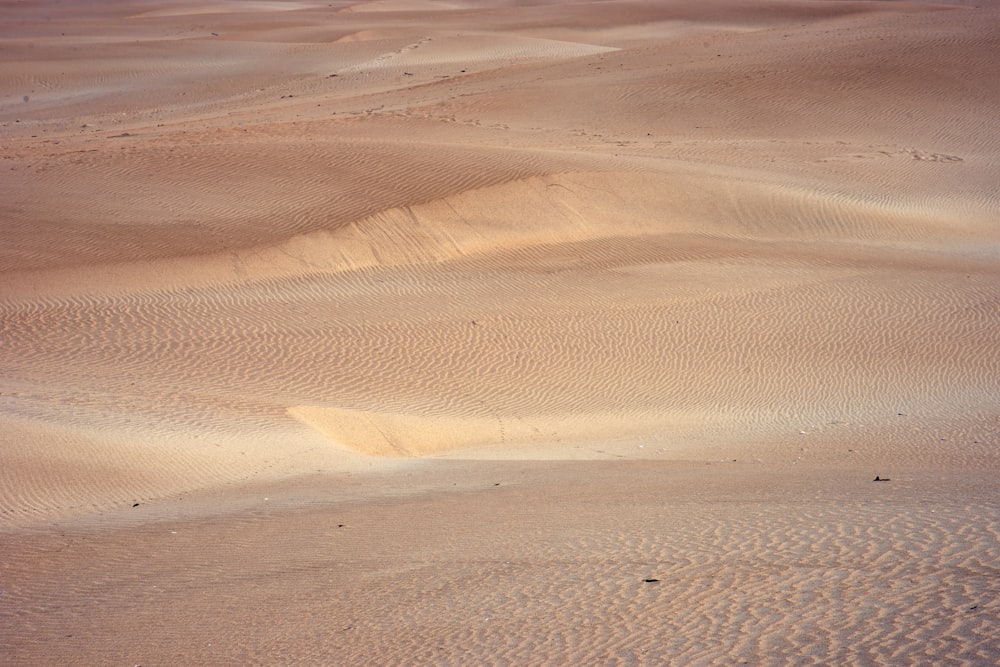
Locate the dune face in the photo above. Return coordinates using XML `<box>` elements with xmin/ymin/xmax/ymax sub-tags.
<box><xmin>2</xmin><ymin>0</ymin><xmax>999</xmax><ymax>663</ymax></box>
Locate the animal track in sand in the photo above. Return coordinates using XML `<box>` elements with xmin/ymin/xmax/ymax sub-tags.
<box><xmin>819</xmin><ymin>146</ymin><xmax>964</xmax><ymax>164</ymax></box>
<box><xmin>907</xmin><ymin>150</ymin><xmax>963</xmax><ymax>163</ymax></box>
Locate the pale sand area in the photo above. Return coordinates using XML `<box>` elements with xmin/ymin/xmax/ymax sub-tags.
<box><xmin>2</xmin><ymin>0</ymin><xmax>999</xmax><ymax>663</ymax></box>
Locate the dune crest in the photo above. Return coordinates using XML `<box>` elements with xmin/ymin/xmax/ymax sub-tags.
<box><xmin>289</xmin><ymin>405</ymin><xmax>495</xmax><ymax>457</ymax></box>
<box><xmin>288</xmin><ymin>405</ymin><xmax>717</xmax><ymax>458</ymax></box>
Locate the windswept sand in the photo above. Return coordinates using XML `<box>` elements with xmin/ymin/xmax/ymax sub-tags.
<box><xmin>2</xmin><ymin>0</ymin><xmax>999</xmax><ymax>663</ymax></box>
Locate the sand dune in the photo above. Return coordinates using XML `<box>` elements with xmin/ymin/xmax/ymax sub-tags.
<box><xmin>1</xmin><ymin>0</ymin><xmax>998</xmax><ymax>663</ymax></box>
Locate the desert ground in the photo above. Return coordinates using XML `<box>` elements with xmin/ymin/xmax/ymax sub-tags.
<box><xmin>2</xmin><ymin>0</ymin><xmax>999</xmax><ymax>663</ymax></box>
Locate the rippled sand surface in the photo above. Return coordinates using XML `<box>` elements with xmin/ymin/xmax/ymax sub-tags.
<box><xmin>2</xmin><ymin>0</ymin><xmax>998</xmax><ymax>663</ymax></box>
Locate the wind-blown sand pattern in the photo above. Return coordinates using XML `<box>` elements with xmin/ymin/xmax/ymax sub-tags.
<box><xmin>1</xmin><ymin>0</ymin><xmax>998</xmax><ymax>664</ymax></box>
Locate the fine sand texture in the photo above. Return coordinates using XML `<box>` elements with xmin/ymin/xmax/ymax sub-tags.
<box><xmin>2</xmin><ymin>0</ymin><xmax>999</xmax><ymax>664</ymax></box>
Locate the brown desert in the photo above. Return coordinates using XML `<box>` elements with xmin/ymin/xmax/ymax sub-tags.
<box><xmin>1</xmin><ymin>0</ymin><xmax>998</xmax><ymax>663</ymax></box>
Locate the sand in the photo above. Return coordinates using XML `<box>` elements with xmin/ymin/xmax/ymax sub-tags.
<box><xmin>1</xmin><ymin>0</ymin><xmax>998</xmax><ymax>663</ymax></box>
